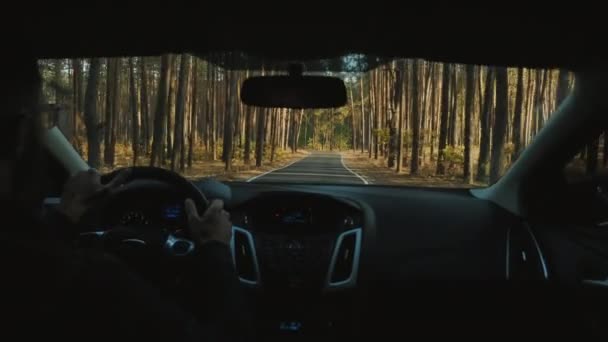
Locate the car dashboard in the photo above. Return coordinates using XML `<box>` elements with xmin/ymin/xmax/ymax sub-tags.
<box><xmin>43</xmin><ymin>180</ymin><xmax>608</xmax><ymax>339</ymax></box>
<box><xmin>222</xmin><ymin>182</ymin><xmax>562</xmax><ymax>340</ymax></box>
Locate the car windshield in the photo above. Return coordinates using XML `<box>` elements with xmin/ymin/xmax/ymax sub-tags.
<box><xmin>38</xmin><ymin>54</ymin><xmax>573</xmax><ymax>187</ymax></box>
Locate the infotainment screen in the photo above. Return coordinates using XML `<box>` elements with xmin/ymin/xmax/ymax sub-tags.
<box><xmin>281</xmin><ymin>209</ymin><xmax>309</xmax><ymax>224</ymax></box>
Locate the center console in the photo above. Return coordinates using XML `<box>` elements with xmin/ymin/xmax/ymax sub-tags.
<box><xmin>229</xmin><ymin>192</ymin><xmax>365</xmax><ymax>340</ymax></box>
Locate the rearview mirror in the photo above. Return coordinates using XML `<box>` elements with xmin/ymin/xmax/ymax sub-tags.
<box><xmin>240</xmin><ymin>75</ymin><xmax>347</xmax><ymax>108</ymax></box>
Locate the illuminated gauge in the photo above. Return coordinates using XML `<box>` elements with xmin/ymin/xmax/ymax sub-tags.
<box><xmin>120</xmin><ymin>211</ymin><xmax>149</xmax><ymax>225</ymax></box>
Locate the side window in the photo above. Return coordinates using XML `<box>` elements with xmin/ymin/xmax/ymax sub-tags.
<box><xmin>564</xmin><ymin>132</ymin><xmax>608</xmax><ymax>183</ymax></box>
<box><xmin>563</xmin><ymin>132</ymin><xmax>608</xmax><ymax>226</ymax></box>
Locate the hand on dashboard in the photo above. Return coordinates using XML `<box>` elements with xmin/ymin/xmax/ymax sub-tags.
<box><xmin>58</xmin><ymin>168</ymin><xmax>131</xmax><ymax>223</ymax></box>
<box><xmin>185</xmin><ymin>198</ymin><xmax>232</xmax><ymax>245</ymax></box>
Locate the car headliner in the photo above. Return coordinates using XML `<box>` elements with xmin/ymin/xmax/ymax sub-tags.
<box><xmin>10</xmin><ymin>9</ymin><xmax>607</xmax><ymax>71</ymax></box>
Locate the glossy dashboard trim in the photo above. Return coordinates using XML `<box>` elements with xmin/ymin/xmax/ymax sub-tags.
<box><xmin>525</xmin><ymin>223</ymin><xmax>549</xmax><ymax>279</ymax></box>
<box><xmin>230</xmin><ymin>226</ymin><xmax>261</xmax><ymax>286</ymax></box>
<box><xmin>325</xmin><ymin>228</ymin><xmax>362</xmax><ymax>290</ymax></box>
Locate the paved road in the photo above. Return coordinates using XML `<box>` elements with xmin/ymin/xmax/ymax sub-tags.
<box><xmin>247</xmin><ymin>152</ymin><xmax>368</xmax><ymax>184</ymax></box>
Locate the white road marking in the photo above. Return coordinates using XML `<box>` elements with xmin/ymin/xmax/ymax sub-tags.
<box><xmin>246</xmin><ymin>158</ymin><xmax>305</xmax><ymax>182</ymax></box>
<box><xmin>340</xmin><ymin>154</ymin><xmax>369</xmax><ymax>184</ymax></box>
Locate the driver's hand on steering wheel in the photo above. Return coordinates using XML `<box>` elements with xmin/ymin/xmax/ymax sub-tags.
<box><xmin>185</xmin><ymin>198</ymin><xmax>232</xmax><ymax>246</ymax></box>
<box><xmin>58</xmin><ymin>168</ymin><xmax>131</xmax><ymax>223</ymax></box>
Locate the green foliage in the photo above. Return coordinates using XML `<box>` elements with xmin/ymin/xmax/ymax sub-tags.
<box><xmin>503</xmin><ymin>142</ymin><xmax>515</xmax><ymax>157</ymax></box>
<box><xmin>443</xmin><ymin>145</ymin><xmax>464</xmax><ymax>166</ymax></box>
<box><xmin>374</xmin><ymin>128</ymin><xmax>390</xmax><ymax>145</ymax></box>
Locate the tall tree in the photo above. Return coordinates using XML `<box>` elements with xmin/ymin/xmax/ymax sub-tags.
<box><xmin>128</xmin><ymin>58</ymin><xmax>139</xmax><ymax>165</ymax></box>
<box><xmin>360</xmin><ymin>76</ymin><xmax>366</xmax><ymax>154</ymax></box>
<box><xmin>188</xmin><ymin>58</ymin><xmax>198</xmax><ymax>168</ymax></box>
<box><xmin>555</xmin><ymin>69</ymin><xmax>570</xmax><ymax>107</ymax></box>
<box><xmin>72</xmin><ymin>59</ymin><xmax>83</xmax><ymax>147</ymax></box>
<box><xmin>270</xmin><ymin>109</ymin><xmax>278</xmax><ymax>162</ymax></box>
<box><xmin>463</xmin><ymin>65</ymin><xmax>475</xmax><ymax>183</ymax></box>
<box><xmin>53</xmin><ymin>59</ymin><xmax>63</xmax><ymax>110</ymax></box>
<box><xmin>391</xmin><ymin>62</ymin><xmax>403</xmax><ymax>170</ymax></box>
<box><xmin>171</xmin><ymin>54</ymin><xmax>191</xmax><ymax>172</ymax></box>
<box><xmin>104</xmin><ymin>59</ymin><xmax>114</xmax><ymax>165</ymax></box>
<box><xmin>490</xmin><ymin>67</ymin><xmax>509</xmax><ymax>184</ymax></box>
<box><xmin>476</xmin><ymin>68</ymin><xmax>495</xmax><ymax>182</ymax></box>
<box><xmin>83</xmin><ymin>58</ymin><xmax>101</xmax><ymax>168</ymax></box>
<box><xmin>396</xmin><ymin>62</ymin><xmax>405</xmax><ymax>172</ymax></box>
<box><xmin>209</xmin><ymin>66</ymin><xmax>217</xmax><ymax>160</ymax></box>
<box><xmin>448</xmin><ymin>66</ymin><xmax>458</xmax><ymax>146</ymax></box>
<box><xmin>166</xmin><ymin>58</ymin><xmax>179</xmax><ymax>161</ymax></box>
<box><xmin>410</xmin><ymin>59</ymin><xmax>421</xmax><ymax>174</ymax></box>
<box><xmin>244</xmin><ymin>105</ymin><xmax>253</xmax><ymax>164</ymax></box>
<box><xmin>373</xmin><ymin>71</ymin><xmax>379</xmax><ymax>159</ymax></box>
<box><xmin>512</xmin><ymin>68</ymin><xmax>524</xmax><ymax>158</ymax></box>
<box><xmin>150</xmin><ymin>55</ymin><xmax>173</xmax><ymax>166</ymax></box>
<box><xmin>100</xmin><ymin>59</ymin><xmax>120</xmax><ymax>166</ymax></box>
<box><xmin>139</xmin><ymin>57</ymin><xmax>150</xmax><ymax>154</ymax></box>
<box><xmin>108</xmin><ymin>59</ymin><xmax>121</xmax><ymax>166</ymax></box>
<box><xmin>222</xmin><ymin>70</ymin><xmax>234</xmax><ymax>171</ymax></box>
<box><xmin>436</xmin><ymin>64</ymin><xmax>451</xmax><ymax>174</ymax></box>
<box><xmin>350</xmin><ymin>85</ymin><xmax>357</xmax><ymax>152</ymax></box>
<box><xmin>255</xmin><ymin>107</ymin><xmax>266</xmax><ymax>167</ymax></box>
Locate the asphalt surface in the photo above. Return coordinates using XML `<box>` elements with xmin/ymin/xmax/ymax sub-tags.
<box><xmin>247</xmin><ymin>151</ymin><xmax>368</xmax><ymax>184</ymax></box>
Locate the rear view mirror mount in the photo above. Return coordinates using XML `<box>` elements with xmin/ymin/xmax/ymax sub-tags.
<box><xmin>240</xmin><ymin>68</ymin><xmax>347</xmax><ymax>109</ymax></box>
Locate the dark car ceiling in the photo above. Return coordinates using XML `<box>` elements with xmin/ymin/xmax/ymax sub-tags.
<box><xmin>10</xmin><ymin>8</ymin><xmax>607</xmax><ymax>71</ymax></box>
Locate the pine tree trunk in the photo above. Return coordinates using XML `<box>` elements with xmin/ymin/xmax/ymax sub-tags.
<box><xmin>188</xmin><ymin>58</ymin><xmax>198</xmax><ymax>168</ymax></box>
<box><xmin>139</xmin><ymin>57</ymin><xmax>150</xmax><ymax>154</ymax></box>
<box><xmin>396</xmin><ymin>62</ymin><xmax>405</xmax><ymax>172</ymax></box>
<box><xmin>171</xmin><ymin>55</ymin><xmax>190</xmax><ymax>172</ymax></box>
<box><xmin>463</xmin><ymin>64</ymin><xmax>475</xmax><ymax>183</ymax></box>
<box><xmin>244</xmin><ymin>106</ymin><xmax>253</xmax><ymax>164</ymax></box>
<box><xmin>410</xmin><ymin>59</ymin><xmax>421</xmax><ymax>174</ymax></box>
<box><xmin>104</xmin><ymin>58</ymin><xmax>114</xmax><ymax>165</ymax></box>
<box><xmin>360</xmin><ymin>76</ymin><xmax>366</xmax><ymax>154</ymax></box>
<box><xmin>295</xmin><ymin>109</ymin><xmax>304</xmax><ymax>152</ymax></box>
<box><xmin>429</xmin><ymin>65</ymin><xmax>438</xmax><ymax>162</ymax></box>
<box><xmin>270</xmin><ymin>109</ymin><xmax>278</xmax><ymax>162</ymax></box>
<box><xmin>512</xmin><ymin>68</ymin><xmax>524</xmax><ymax>158</ymax></box>
<box><xmin>524</xmin><ymin>69</ymin><xmax>534</xmax><ymax>147</ymax></box>
<box><xmin>373</xmin><ymin>71</ymin><xmax>379</xmax><ymax>159</ymax></box>
<box><xmin>255</xmin><ymin>107</ymin><xmax>265</xmax><ymax>167</ymax></box>
<box><xmin>109</xmin><ymin>59</ymin><xmax>121</xmax><ymax>167</ymax></box>
<box><xmin>368</xmin><ymin>72</ymin><xmax>374</xmax><ymax>158</ymax></box>
<box><xmin>166</xmin><ymin>57</ymin><xmax>178</xmax><ymax>162</ymax></box>
<box><xmin>350</xmin><ymin>86</ymin><xmax>357</xmax><ymax>151</ymax></box>
<box><xmin>476</xmin><ymin>68</ymin><xmax>495</xmax><ymax>182</ymax></box>
<box><xmin>129</xmin><ymin>58</ymin><xmax>139</xmax><ymax>165</ymax></box>
<box><xmin>437</xmin><ymin>64</ymin><xmax>451</xmax><ymax>174</ymax></box>
<box><xmin>83</xmin><ymin>58</ymin><xmax>101</xmax><ymax>168</ymax></box>
<box><xmin>150</xmin><ymin>55</ymin><xmax>173</xmax><ymax>167</ymax></box>
<box><xmin>448</xmin><ymin>66</ymin><xmax>458</xmax><ymax>146</ymax></box>
<box><xmin>490</xmin><ymin>67</ymin><xmax>509</xmax><ymax>184</ymax></box>
<box><xmin>223</xmin><ymin>70</ymin><xmax>234</xmax><ymax>171</ymax></box>
<box><xmin>72</xmin><ymin>59</ymin><xmax>83</xmax><ymax>149</ymax></box>
<box><xmin>555</xmin><ymin>69</ymin><xmax>570</xmax><ymax>107</ymax></box>
<box><xmin>210</xmin><ymin>67</ymin><xmax>217</xmax><ymax>160</ymax></box>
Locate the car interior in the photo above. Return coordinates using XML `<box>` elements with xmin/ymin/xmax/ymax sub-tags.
<box><xmin>8</xmin><ymin>10</ymin><xmax>608</xmax><ymax>340</ymax></box>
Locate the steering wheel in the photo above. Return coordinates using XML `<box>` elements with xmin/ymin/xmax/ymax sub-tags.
<box><xmin>79</xmin><ymin>166</ymin><xmax>209</xmax><ymax>258</ymax></box>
